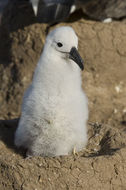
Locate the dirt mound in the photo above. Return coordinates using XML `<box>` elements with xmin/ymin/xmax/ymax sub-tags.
<box><xmin>0</xmin><ymin>5</ymin><xmax>126</xmax><ymax>190</ymax></box>
<box><xmin>0</xmin><ymin>122</ymin><xmax>126</xmax><ymax>190</ymax></box>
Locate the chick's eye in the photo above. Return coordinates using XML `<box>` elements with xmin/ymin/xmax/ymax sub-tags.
<box><xmin>57</xmin><ymin>42</ymin><xmax>63</xmax><ymax>47</ymax></box>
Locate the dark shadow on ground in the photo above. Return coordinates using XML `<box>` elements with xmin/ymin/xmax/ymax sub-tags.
<box><xmin>83</xmin><ymin>148</ymin><xmax>120</xmax><ymax>158</ymax></box>
<box><xmin>0</xmin><ymin>118</ymin><xmax>26</xmax><ymax>157</ymax></box>
<box><xmin>83</xmin><ymin>127</ymin><xmax>126</xmax><ymax>158</ymax></box>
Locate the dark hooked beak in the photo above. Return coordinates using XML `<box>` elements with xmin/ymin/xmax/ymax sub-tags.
<box><xmin>69</xmin><ymin>47</ymin><xmax>84</xmax><ymax>70</ymax></box>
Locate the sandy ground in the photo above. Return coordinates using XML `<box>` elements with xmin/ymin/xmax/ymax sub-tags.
<box><xmin>0</xmin><ymin>4</ymin><xmax>126</xmax><ymax>190</ymax></box>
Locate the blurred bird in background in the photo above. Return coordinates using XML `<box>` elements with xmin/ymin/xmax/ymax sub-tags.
<box><xmin>30</xmin><ymin>0</ymin><xmax>75</xmax><ymax>23</ymax></box>
<box><xmin>30</xmin><ymin>0</ymin><xmax>126</xmax><ymax>23</ymax></box>
<box><xmin>1</xmin><ymin>0</ymin><xmax>126</xmax><ymax>24</ymax></box>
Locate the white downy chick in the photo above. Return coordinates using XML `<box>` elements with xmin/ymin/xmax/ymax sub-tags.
<box><xmin>15</xmin><ymin>26</ymin><xmax>88</xmax><ymax>157</ymax></box>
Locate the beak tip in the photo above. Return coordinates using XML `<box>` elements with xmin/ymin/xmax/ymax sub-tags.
<box><xmin>69</xmin><ymin>47</ymin><xmax>84</xmax><ymax>71</ymax></box>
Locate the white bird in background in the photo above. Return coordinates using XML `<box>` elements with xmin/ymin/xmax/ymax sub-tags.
<box><xmin>30</xmin><ymin>0</ymin><xmax>75</xmax><ymax>23</ymax></box>
<box><xmin>30</xmin><ymin>0</ymin><xmax>39</xmax><ymax>16</ymax></box>
<box><xmin>15</xmin><ymin>26</ymin><xmax>88</xmax><ymax>157</ymax></box>
<box><xmin>30</xmin><ymin>0</ymin><xmax>126</xmax><ymax>23</ymax></box>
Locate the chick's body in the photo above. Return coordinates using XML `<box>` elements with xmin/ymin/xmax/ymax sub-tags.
<box><xmin>15</xmin><ymin>26</ymin><xmax>88</xmax><ymax>156</ymax></box>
